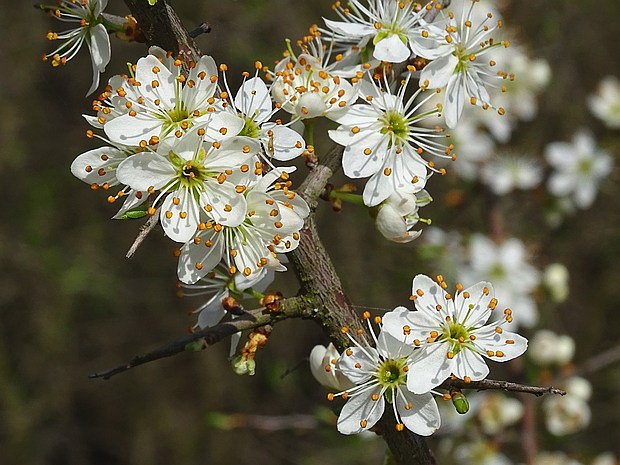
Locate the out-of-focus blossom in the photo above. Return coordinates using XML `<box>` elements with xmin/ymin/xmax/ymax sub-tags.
<box><xmin>480</xmin><ymin>155</ymin><xmax>543</xmax><ymax>195</ymax></box>
<box><xmin>533</xmin><ymin>452</ymin><xmax>584</xmax><ymax>465</ymax></box>
<box><xmin>476</xmin><ymin>392</ymin><xmax>523</xmax><ymax>435</ymax></box>
<box><xmin>459</xmin><ymin>234</ymin><xmax>541</xmax><ymax>328</ymax></box>
<box><xmin>588</xmin><ymin>76</ymin><xmax>620</xmax><ymax>129</ymax></box>
<box><xmin>545</xmin><ymin>131</ymin><xmax>613</xmax><ymax>209</ymax></box>
<box><xmin>543</xmin><ymin>377</ymin><xmax>592</xmax><ymax>436</ymax></box>
<box><xmin>455</xmin><ymin>440</ymin><xmax>514</xmax><ymax>465</ymax></box>
<box><xmin>543</xmin><ymin>263</ymin><xmax>570</xmax><ymax>303</ymax></box>
<box><xmin>528</xmin><ymin>330</ymin><xmax>575</xmax><ymax>366</ymax></box>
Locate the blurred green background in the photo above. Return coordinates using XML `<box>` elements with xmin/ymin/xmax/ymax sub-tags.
<box><xmin>1</xmin><ymin>0</ymin><xmax>619</xmax><ymax>464</ymax></box>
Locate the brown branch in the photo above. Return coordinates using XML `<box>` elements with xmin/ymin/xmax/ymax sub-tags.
<box><xmin>573</xmin><ymin>343</ymin><xmax>620</xmax><ymax>377</ymax></box>
<box><xmin>89</xmin><ymin>296</ymin><xmax>314</xmax><ymax>380</ymax></box>
<box><xmin>441</xmin><ymin>378</ymin><xmax>565</xmax><ymax>397</ymax></box>
<box><xmin>123</xmin><ymin>0</ymin><xmax>200</xmax><ymax>60</ymax></box>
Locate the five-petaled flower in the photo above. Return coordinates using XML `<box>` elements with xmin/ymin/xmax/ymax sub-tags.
<box><xmin>383</xmin><ymin>274</ymin><xmax>528</xmax><ymax>394</ymax></box>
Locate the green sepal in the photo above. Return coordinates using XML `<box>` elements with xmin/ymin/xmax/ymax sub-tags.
<box><xmin>119</xmin><ymin>206</ymin><xmax>150</xmax><ymax>220</ymax></box>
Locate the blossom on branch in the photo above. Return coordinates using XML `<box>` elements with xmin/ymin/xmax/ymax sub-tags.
<box><xmin>329</xmin><ymin>312</ymin><xmax>441</xmax><ymax>435</ymax></box>
<box><xmin>43</xmin><ymin>0</ymin><xmax>111</xmax><ymax>95</ymax></box>
<box><xmin>382</xmin><ymin>274</ymin><xmax>528</xmax><ymax>394</ymax></box>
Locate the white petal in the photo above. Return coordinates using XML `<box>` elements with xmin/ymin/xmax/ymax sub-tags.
<box><xmin>474</xmin><ymin>326</ymin><xmax>528</xmax><ymax>362</ymax></box>
<box><xmin>104</xmin><ymin>113</ymin><xmax>163</xmax><ymax>146</ymax></box>
<box><xmin>396</xmin><ymin>390</ymin><xmax>441</xmax><ymax>436</ymax></box>
<box><xmin>420</xmin><ymin>54</ymin><xmax>458</xmax><ymax>90</ymax></box>
<box><xmin>177</xmin><ymin>230</ymin><xmax>225</xmax><ymax>284</ymax></box>
<box><xmin>262</xmin><ymin>124</ymin><xmax>306</xmax><ymax>161</ymax></box>
<box><xmin>337</xmin><ymin>347</ymin><xmax>378</xmax><ymax>385</ymax></box>
<box><xmin>444</xmin><ymin>73</ymin><xmax>466</xmax><ymax>128</ymax></box>
<box><xmin>199</xmin><ymin>183</ymin><xmax>246</xmax><ymax>227</ymax></box>
<box><xmin>373</xmin><ymin>34</ymin><xmax>411</xmax><ymax>63</ymax></box>
<box><xmin>159</xmin><ymin>189</ymin><xmax>200</xmax><ymax>243</ymax></box>
<box><xmin>116</xmin><ymin>154</ymin><xmax>174</xmax><ymax>191</ymax></box>
<box><xmin>337</xmin><ymin>387</ymin><xmax>385</xmax><ymax>435</ymax></box>
<box><xmin>88</xmin><ymin>23</ymin><xmax>110</xmax><ymax>71</ymax></box>
<box><xmin>70</xmin><ymin>146</ymin><xmax>124</xmax><ymax>185</ymax></box>
<box><xmin>453</xmin><ymin>281</ymin><xmax>494</xmax><ymax>328</ymax></box>
<box><xmin>235</xmin><ymin>77</ymin><xmax>272</xmax><ymax>121</ymax></box>
<box><xmin>341</xmin><ymin>132</ymin><xmax>388</xmax><ymax>179</ymax></box>
<box><xmin>406</xmin><ymin>343</ymin><xmax>453</xmax><ymax>393</ymax></box>
<box><xmin>323</xmin><ymin>18</ymin><xmax>374</xmax><ymax>38</ymax></box>
<box><xmin>196</xmin><ymin>291</ymin><xmax>228</xmax><ymax>329</ymax></box>
<box><xmin>135</xmin><ymin>54</ymin><xmax>176</xmax><ymax>108</ymax></box>
<box><xmin>453</xmin><ymin>347</ymin><xmax>489</xmax><ymax>381</ymax></box>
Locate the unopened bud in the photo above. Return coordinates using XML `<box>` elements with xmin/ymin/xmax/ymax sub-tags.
<box><xmin>231</xmin><ymin>354</ymin><xmax>256</xmax><ymax>376</ymax></box>
<box><xmin>451</xmin><ymin>389</ymin><xmax>469</xmax><ymax>414</ymax></box>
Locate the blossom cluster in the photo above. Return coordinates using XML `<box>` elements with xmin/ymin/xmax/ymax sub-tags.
<box><xmin>71</xmin><ymin>48</ymin><xmax>309</xmax><ymax>291</ymax></box>
<box><xmin>311</xmin><ymin>274</ymin><xmax>528</xmax><ymax>436</ymax></box>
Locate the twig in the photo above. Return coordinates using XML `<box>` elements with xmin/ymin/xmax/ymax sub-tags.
<box><xmin>573</xmin><ymin>344</ymin><xmax>620</xmax><ymax>376</ymax></box>
<box><xmin>90</xmin><ymin>296</ymin><xmax>314</xmax><ymax>380</ymax></box>
<box><xmin>125</xmin><ymin>214</ymin><xmax>159</xmax><ymax>258</ymax></box>
<box><xmin>441</xmin><ymin>378</ymin><xmax>565</xmax><ymax>397</ymax></box>
<box><xmin>189</xmin><ymin>22</ymin><xmax>211</xmax><ymax>38</ymax></box>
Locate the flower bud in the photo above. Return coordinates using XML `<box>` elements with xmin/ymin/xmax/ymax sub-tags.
<box><xmin>231</xmin><ymin>354</ymin><xmax>256</xmax><ymax>376</ymax></box>
<box><xmin>543</xmin><ymin>263</ymin><xmax>570</xmax><ymax>303</ymax></box>
<box><xmin>451</xmin><ymin>390</ymin><xmax>469</xmax><ymax>414</ymax></box>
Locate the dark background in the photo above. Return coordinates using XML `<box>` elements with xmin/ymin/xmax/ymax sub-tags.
<box><xmin>0</xmin><ymin>1</ymin><xmax>619</xmax><ymax>464</ymax></box>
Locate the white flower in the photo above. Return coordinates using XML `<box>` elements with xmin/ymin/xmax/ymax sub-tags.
<box><xmin>177</xmin><ymin>168</ymin><xmax>309</xmax><ymax>285</ymax></box>
<box><xmin>543</xmin><ymin>263</ymin><xmax>570</xmax><ymax>303</ymax></box>
<box><xmin>480</xmin><ymin>154</ymin><xmax>543</xmax><ymax>195</ymax></box>
<box><xmin>375</xmin><ymin>189</ymin><xmax>432</xmax><ymax>243</ymax></box>
<box><xmin>223</xmin><ymin>75</ymin><xmax>306</xmax><ymax>161</ymax></box>
<box><xmin>543</xmin><ymin>377</ymin><xmax>592</xmax><ymax>436</ymax></box>
<box><xmin>545</xmin><ymin>131</ymin><xmax>613</xmax><ymax>209</ymax></box>
<box><xmin>116</xmin><ymin>130</ymin><xmax>259</xmax><ymax>243</ymax></box>
<box><xmin>97</xmin><ymin>51</ymin><xmax>242</xmax><ymax>146</ymax></box>
<box><xmin>330</xmin><ymin>312</ymin><xmax>441</xmax><ymax>435</ymax></box>
<box><xmin>309</xmin><ymin>343</ymin><xmax>355</xmax><ymax>391</ymax></box>
<box><xmin>454</xmin><ymin>440</ymin><xmax>514</xmax><ymax>465</ymax></box>
<box><xmin>528</xmin><ymin>330</ymin><xmax>575</xmax><ymax>366</ymax></box>
<box><xmin>476</xmin><ymin>392</ymin><xmax>523</xmax><ymax>435</ymax></box>
<box><xmin>382</xmin><ymin>275</ymin><xmax>528</xmax><ymax>394</ymax></box>
<box><xmin>533</xmin><ymin>452</ymin><xmax>584</xmax><ymax>465</ymax></box>
<box><xmin>459</xmin><ymin>234</ymin><xmax>540</xmax><ymax>328</ymax></box>
<box><xmin>270</xmin><ymin>38</ymin><xmax>360</xmax><ymax>120</ymax></box>
<box><xmin>43</xmin><ymin>0</ymin><xmax>111</xmax><ymax>95</ymax></box>
<box><xmin>588</xmin><ymin>76</ymin><xmax>620</xmax><ymax>128</ymax></box>
<box><xmin>419</xmin><ymin>2</ymin><xmax>509</xmax><ymax>128</ymax></box>
<box><xmin>329</xmin><ymin>73</ymin><xmax>452</xmax><ymax>206</ymax></box>
<box><xmin>321</xmin><ymin>0</ymin><xmax>438</xmax><ymax>64</ymax></box>
<box><xmin>448</xmin><ymin>114</ymin><xmax>495</xmax><ymax>181</ymax></box>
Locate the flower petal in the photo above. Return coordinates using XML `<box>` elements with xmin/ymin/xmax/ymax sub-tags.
<box><xmin>396</xmin><ymin>389</ymin><xmax>441</xmax><ymax>436</ymax></box>
<box><xmin>337</xmin><ymin>387</ymin><xmax>385</xmax><ymax>435</ymax></box>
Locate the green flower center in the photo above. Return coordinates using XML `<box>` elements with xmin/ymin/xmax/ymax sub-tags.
<box><xmin>168</xmin><ymin>150</ymin><xmax>212</xmax><ymax>189</ymax></box>
<box><xmin>578</xmin><ymin>157</ymin><xmax>593</xmax><ymax>174</ymax></box>
<box><xmin>376</xmin><ymin>358</ymin><xmax>408</xmax><ymax>389</ymax></box>
<box><xmin>454</xmin><ymin>44</ymin><xmax>471</xmax><ymax>73</ymax></box>
<box><xmin>442</xmin><ymin>322</ymin><xmax>472</xmax><ymax>355</ymax></box>
<box><xmin>380</xmin><ymin>111</ymin><xmax>409</xmax><ymax>143</ymax></box>
<box><xmin>238</xmin><ymin>116</ymin><xmax>261</xmax><ymax>139</ymax></box>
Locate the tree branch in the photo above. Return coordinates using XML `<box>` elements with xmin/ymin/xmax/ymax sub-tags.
<box><xmin>441</xmin><ymin>378</ymin><xmax>566</xmax><ymax>397</ymax></box>
<box><xmin>89</xmin><ymin>296</ymin><xmax>314</xmax><ymax>380</ymax></box>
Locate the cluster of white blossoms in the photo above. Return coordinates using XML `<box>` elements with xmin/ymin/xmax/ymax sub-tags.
<box><xmin>71</xmin><ymin>48</ymin><xmax>310</xmax><ymax>290</ymax></box>
<box><xmin>311</xmin><ymin>274</ymin><xmax>527</xmax><ymax>436</ymax></box>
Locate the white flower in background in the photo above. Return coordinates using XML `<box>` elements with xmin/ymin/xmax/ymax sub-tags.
<box><xmin>528</xmin><ymin>330</ymin><xmax>575</xmax><ymax>366</ymax></box>
<box><xmin>383</xmin><ymin>275</ymin><xmax>528</xmax><ymax>394</ymax></box>
<box><xmin>270</xmin><ymin>35</ymin><xmax>360</xmax><ymax>120</ymax></box>
<box><xmin>459</xmin><ymin>234</ymin><xmax>540</xmax><ymax>328</ymax></box>
<box><xmin>375</xmin><ymin>189</ymin><xmax>432</xmax><ymax>243</ymax></box>
<box><xmin>543</xmin><ymin>377</ymin><xmax>592</xmax><ymax>436</ymax></box>
<box><xmin>533</xmin><ymin>452</ymin><xmax>584</xmax><ymax>465</ymax></box>
<box><xmin>43</xmin><ymin>0</ymin><xmax>111</xmax><ymax>95</ymax></box>
<box><xmin>222</xmin><ymin>74</ymin><xmax>306</xmax><ymax>161</ymax></box>
<box><xmin>329</xmin><ymin>311</ymin><xmax>441</xmax><ymax>435</ymax></box>
<box><xmin>321</xmin><ymin>0</ymin><xmax>438</xmax><ymax>64</ymax></box>
<box><xmin>591</xmin><ymin>453</ymin><xmax>618</xmax><ymax>465</ymax></box>
<box><xmin>476</xmin><ymin>392</ymin><xmax>523</xmax><ymax>435</ymax></box>
<box><xmin>117</xmin><ymin>131</ymin><xmax>259</xmax><ymax>243</ymax></box>
<box><xmin>588</xmin><ymin>76</ymin><xmax>620</xmax><ymax>128</ymax></box>
<box><xmin>480</xmin><ymin>155</ymin><xmax>543</xmax><ymax>195</ymax></box>
<box><xmin>98</xmin><ymin>52</ymin><xmax>243</xmax><ymax>146</ymax></box>
<box><xmin>330</xmin><ymin>73</ymin><xmax>452</xmax><ymax>206</ymax></box>
<box><xmin>419</xmin><ymin>1</ymin><xmax>509</xmax><ymax>128</ymax></box>
<box><xmin>177</xmin><ymin>168</ymin><xmax>309</xmax><ymax>285</ymax></box>
<box><xmin>454</xmin><ymin>440</ymin><xmax>514</xmax><ymax>465</ymax></box>
<box><xmin>543</xmin><ymin>263</ymin><xmax>570</xmax><ymax>303</ymax></box>
<box><xmin>545</xmin><ymin>131</ymin><xmax>613</xmax><ymax>209</ymax></box>
<box><xmin>309</xmin><ymin>343</ymin><xmax>355</xmax><ymax>391</ymax></box>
